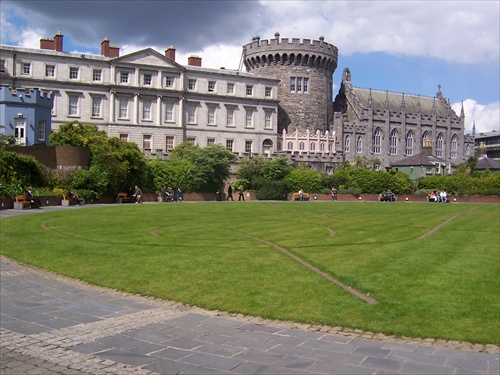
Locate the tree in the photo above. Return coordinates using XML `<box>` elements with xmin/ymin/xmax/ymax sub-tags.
<box><xmin>0</xmin><ymin>126</ymin><xmax>16</xmax><ymax>146</ymax></box>
<box><xmin>237</xmin><ymin>157</ymin><xmax>265</xmax><ymax>187</ymax></box>
<box><xmin>260</xmin><ymin>157</ymin><xmax>292</xmax><ymax>181</ymax></box>
<box><xmin>49</xmin><ymin>121</ymin><xmax>107</xmax><ymax>147</ymax></box>
<box><xmin>284</xmin><ymin>169</ymin><xmax>323</xmax><ymax>193</ymax></box>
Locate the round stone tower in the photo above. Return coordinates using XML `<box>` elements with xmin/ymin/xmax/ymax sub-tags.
<box><xmin>242</xmin><ymin>32</ymin><xmax>338</xmax><ymax>133</ymax></box>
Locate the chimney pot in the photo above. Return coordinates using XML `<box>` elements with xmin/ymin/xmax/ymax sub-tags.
<box><xmin>188</xmin><ymin>55</ymin><xmax>202</xmax><ymax>67</ymax></box>
<box><xmin>165</xmin><ymin>45</ymin><xmax>176</xmax><ymax>61</ymax></box>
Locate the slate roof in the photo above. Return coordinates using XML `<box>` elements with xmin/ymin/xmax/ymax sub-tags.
<box><xmin>391</xmin><ymin>153</ymin><xmax>450</xmax><ymax>167</ymax></box>
<box><xmin>350</xmin><ymin>87</ymin><xmax>458</xmax><ymax>119</ymax></box>
<box><xmin>476</xmin><ymin>157</ymin><xmax>500</xmax><ymax>171</ymax></box>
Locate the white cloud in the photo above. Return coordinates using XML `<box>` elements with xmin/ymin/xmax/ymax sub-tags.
<box><xmin>259</xmin><ymin>1</ymin><xmax>499</xmax><ymax>64</ymax></box>
<box><xmin>452</xmin><ymin>100</ymin><xmax>500</xmax><ymax>134</ymax></box>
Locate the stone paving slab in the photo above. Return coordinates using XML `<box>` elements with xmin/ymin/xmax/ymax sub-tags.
<box><xmin>1</xmin><ymin>251</ymin><xmax>499</xmax><ymax>374</ymax></box>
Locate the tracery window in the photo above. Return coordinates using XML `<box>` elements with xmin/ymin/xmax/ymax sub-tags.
<box><xmin>390</xmin><ymin>129</ymin><xmax>398</xmax><ymax>155</ymax></box>
<box><xmin>373</xmin><ymin>128</ymin><xmax>382</xmax><ymax>154</ymax></box>
<box><xmin>344</xmin><ymin>135</ymin><xmax>350</xmax><ymax>153</ymax></box>
<box><xmin>436</xmin><ymin>133</ymin><xmax>444</xmax><ymax>157</ymax></box>
<box><xmin>405</xmin><ymin>131</ymin><xmax>414</xmax><ymax>156</ymax></box>
<box><xmin>450</xmin><ymin>134</ymin><xmax>458</xmax><ymax>159</ymax></box>
<box><xmin>356</xmin><ymin>136</ymin><xmax>362</xmax><ymax>153</ymax></box>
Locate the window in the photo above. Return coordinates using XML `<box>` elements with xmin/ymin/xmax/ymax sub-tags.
<box><xmin>142</xmin><ymin>101</ymin><xmax>152</xmax><ymax>120</ymax></box>
<box><xmin>69</xmin><ymin>67</ymin><xmax>79</xmax><ymax>79</ymax></box>
<box><xmin>208</xmin><ymin>106</ymin><xmax>216</xmax><ymax>125</ymax></box>
<box><xmin>264</xmin><ymin>111</ymin><xmax>272</xmax><ymax>129</ymax></box>
<box><xmin>22</xmin><ymin>62</ymin><xmax>31</xmax><ymax>75</ymax></box>
<box><xmin>356</xmin><ymin>136</ymin><xmax>362</xmax><ymax>153</ymax></box>
<box><xmin>165</xmin><ymin>76</ymin><xmax>174</xmax><ymax>88</ymax></box>
<box><xmin>320</xmin><ymin>143</ymin><xmax>325</xmax><ymax>152</ymax></box>
<box><xmin>207</xmin><ymin>138</ymin><xmax>215</xmax><ymax>147</ymax></box>
<box><xmin>93</xmin><ymin>69</ymin><xmax>102</xmax><ymax>81</ymax></box>
<box><xmin>188</xmin><ymin>79</ymin><xmax>196</xmax><ymax>90</ymax></box>
<box><xmin>290</xmin><ymin>77</ymin><xmax>309</xmax><ymax>93</ymax></box>
<box><xmin>91</xmin><ymin>97</ymin><xmax>102</xmax><ymax>117</ymax></box>
<box><xmin>287</xmin><ymin>141</ymin><xmax>293</xmax><ymax>151</ymax></box>
<box><xmin>405</xmin><ymin>131</ymin><xmax>414</xmax><ymax>156</ymax></box>
<box><xmin>208</xmin><ymin>81</ymin><xmax>216</xmax><ymax>92</ymax></box>
<box><xmin>143</xmin><ymin>135</ymin><xmax>152</xmax><ymax>150</ymax></box>
<box><xmin>187</xmin><ymin>104</ymin><xmax>196</xmax><ymax>123</ymax></box>
<box><xmin>245</xmin><ymin>140</ymin><xmax>253</xmax><ymax>153</ymax></box>
<box><xmin>436</xmin><ymin>133</ymin><xmax>444</xmax><ymax>157</ymax></box>
<box><xmin>45</xmin><ymin>65</ymin><xmax>55</xmax><ymax>77</ymax></box>
<box><xmin>38</xmin><ymin>120</ymin><xmax>46</xmax><ymax>142</ymax></box>
<box><xmin>465</xmin><ymin>144</ymin><xmax>471</xmax><ymax>158</ymax></box>
<box><xmin>143</xmin><ymin>73</ymin><xmax>152</xmax><ymax>86</ymax></box>
<box><xmin>310</xmin><ymin>142</ymin><xmax>316</xmax><ymax>151</ymax></box>
<box><xmin>373</xmin><ymin>128</ymin><xmax>382</xmax><ymax>154</ymax></box>
<box><xmin>344</xmin><ymin>135</ymin><xmax>350</xmax><ymax>153</ymax></box>
<box><xmin>450</xmin><ymin>134</ymin><xmax>458</xmax><ymax>158</ymax></box>
<box><xmin>119</xmin><ymin>134</ymin><xmax>129</xmax><ymax>142</ymax></box>
<box><xmin>245</xmin><ymin>109</ymin><xmax>253</xmax><ymax>127</ymax></box>
<box><xmin>227</xmin><ymin>83</ymin><xmax>234</xmax><ymax>94</ymax></box>
<box><xmin>299</xmin><ymin>142</ymin><xmax>305</xmax><ymax>151</ymax></box>
<box><xmin>120</xmin><ymin>71</ymin><xmax>129</xmax><ymax>83</ymax></box>
<box><xmin>246</xmin><ymin>85</ymin><xmax>253</xmax><ymax>96</ymax></box>
<box><xmin>68</xmin><ymin>95</ymin><xmax>79</xmax><ymax>116</ymax></box>
<box><xmin>165</xmin><ymin>102</ymin><xmax>174</xmax><ymax>122</ymax></box>
<box><xmin>165</xmin><ymin>136</ymin><xmax>174</xmax><ymax>150</ymax></box>
<box><xmin>265</xmin><ymin>87</ymin><xmax>272</xmax><ymax>97</ymax></box>
<box><xmin>226</xmin><ymin>107</ymin><xmax>235</xmax><ymax>126</ymax></box>
<box><xmin>226</xmin><ymin>139</ymin><xmax>234</xmax><ymax>151</ymax></box>
<box><xmin>390</xmin><ymin>129</ymin><xmax>398</xmax><ymax>155</ymax></box>
<box><xmin>328</xmin><ymin>143</ymin><xmax>333</xmax><ymax>152</ymax></box>
<box><xmin>119</xmin><ymin>99</ymin><xmax>129</xmax><ymax>119</ymax></box>
<box><xmin>14</xmin><ymin>121</ymin><xmax>25</xmax><ymax>144</ymax></box>
<box><xmin>187</xmin><ymin>137</ymin><xmax>196</xmax><ymax>145</ymax></box>
<box><xmin>0</xmin><ymin>59</ymin><xmax>5</xmax><ymax>73</ymax></box>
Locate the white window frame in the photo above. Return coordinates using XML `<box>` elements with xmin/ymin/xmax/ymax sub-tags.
<box><xmin>245</xmin><ymin>140</ymin><xmax>253</xmax><ymax>153</ymax></box>
<box><xmin>226</xmin><ymin>107</ymin><xmax>235</xmax><ymax>126</ymax></box>
<box><xmin>45</xmin><ymin>64</ymin><xmax>55</xmax><ymax>77</ymax></box>
<box><xmin>119</xmin><ymin>133</ymin><xmax>129</xmax><ymax>142</ymax></box>
<box><xmin>38</xmin><ymin>120</ymin><xmax>46</xmax><ymax>142</ymax></box>
<box><xmin>227</xmin><ymin>82</ymin><xmax>234</xmax><ymax>94</ymax></box>
<box><xmin>119</xmin><ymin>99</ymin><xmax>129</xmax><ymax>119</ymax></box>
<box><xmin>165</xmin><ymin>76</ymin><xmax>174</xmax><ymax>88</ymax></box>
<box><xmin>68</xmin><ymin>94</ymin><xmax>80</xmax><ymax>116</ymax></box>
<box><xmin>69</xmin><ymin>67</ymin><xmax>79</xmax><ymax>80</ymax></box>
<box><xmin>207</xmin><ymin>106</ymin><xmax>216</xmax><ymax>125</ymax></box>
<box><xmin>165</xmin><ymin>136</ymin><xmax>174</xmax><ymax>150</ymax></box>
<box><xmin>22</xmin><ymin>62</ymin><xmax>31</xmax><ymax>75</ymax></box>
<box><xmin>187</xmin><ymin>104</ymin><xmax>197</xmax><ymax>123</ymax></box>
<box><xmin>143</xmin><ymin>134</ymin><xmax>152</xmax><ymax>150</ymax></box>
<box><xmin>264</xmin><ymin>111</ymin><xmax>272</xmax><ymax>129</ymax></box>
<box><xmin>188</xmin><ymin>79</ymin><xmax>197</xmax><ymax>90</ymax></box>
<box><xmin>93</xmin><ymin>69</ymin><xmax>102</xmax><ymax>82</ymax></box>
<box><xmin>208</xmin><ymin>81</ymin><xmax>216</xmax><ymax>92</ymax></box>
<box><xmin>206</xmin><ymin>138</ymin><xmax>215</xmax><ymax>147</ymax></box>
<box><xmin>226</xmin><ymin>139</ymin><xmax>234</xmax><ymax>151</ymax></box>
<box><xmin>143</xmin><ymin>73</ymin><xmax>152</xmax><ymax>86</ymax></box>
<box><xmin>246</xmin><ymin>85</ymin><xmax>253</xmax><ymax>96</ymax></box>
<box><xmin>245</xmin><ymin>109</ymin><xmax>254</xmax><ymax>128</ymax></box>
<box><xmin>165</xmin><ymin>102</ymin><xmax>174</xmax><ymax>122</ymax></box>
<box><xmin>265</xmin><ymin>87</ymin><xmax>272</xmax><ymax>97</ymax></box>
<box><xmin>142</xmin><ymin>100</ymin><xmax>152</xmax><ymax>120</ymax></box>
<box><xmin>120</xmin><ymin>71</ymin><xmax>129</xmax><ymax>84</ymax></box>
<box><xmin>91</xmin><ymin>96</ymin><xmax>102</xmax><ymax>118</ymax></box>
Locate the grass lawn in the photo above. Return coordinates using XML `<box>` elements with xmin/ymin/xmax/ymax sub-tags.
<box><xmin>1</xmin><ymin>201</ymin><xmax>499</xmax><ymax>345</ymax></box>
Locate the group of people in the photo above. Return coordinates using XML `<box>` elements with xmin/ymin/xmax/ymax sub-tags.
<box><xmin>160</xmin><ymin>186</ymin><xmax>183</xmax><ymax>202</ymax></box>
<box><xmin>216</xmin><ymin>185</ymin><xmax>245</xmax><ymax>201</ymax></box>
<box><xmin>379</xmin><ymin>189</ymin><xmax>396</xmax><ymax>202</ymax></box>
<box><xmin>25</xmin><ymin>187</ymin><xmax>82</xmax><ymax>209</ymax></box>
<box><xmin>428</xmin><ymin>190</ymin><xmax>449</xmax><ymax>203</ymax></box>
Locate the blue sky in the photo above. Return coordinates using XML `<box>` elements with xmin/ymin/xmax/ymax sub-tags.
<box><xmin>1</xmin><ymin>0</ymin><xmax>498</xmax><ymax>134</ymax></box>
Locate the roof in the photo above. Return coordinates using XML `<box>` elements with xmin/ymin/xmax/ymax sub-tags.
<box><xmin>391</xmin><ymin>153</ymin><xmax>450</xmax><ymax>167</ymax></box>
<box><xmin>476</xmin><ymin>157</ymin><xmax>500</xmax><ymax>170</ymax></box>
<box><xmin>351</xmin><ymin>87</ymin><xmax>458</xmax><ymax>119</ymax></box>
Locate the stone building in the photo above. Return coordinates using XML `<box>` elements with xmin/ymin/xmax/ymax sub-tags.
<box><xmin>332</xmin><ymin>68</ymin><xmax>474</xmax><ymax>170</ymax></box>
<box><xmin>0</xmin><ymin>33</ymin><xmax>279</xmax><ymax>157</ymax></box>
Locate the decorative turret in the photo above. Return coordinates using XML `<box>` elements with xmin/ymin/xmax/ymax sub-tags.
<box><xmin>242</xmin><ymin>33</ymin><xmax>338</xmax><ymax>133</ymax></box>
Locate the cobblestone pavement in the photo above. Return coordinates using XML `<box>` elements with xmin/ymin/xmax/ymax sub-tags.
<box><xmin>1</xmin><ymin>206</ymin><xmax>499</xmax><ymax>374</ymax></box>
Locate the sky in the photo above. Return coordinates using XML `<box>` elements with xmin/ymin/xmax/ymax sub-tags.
<box><xmin>1</xmin><ymin>0</ymin><xmax>498</xmax><ymax>135</ymax></box>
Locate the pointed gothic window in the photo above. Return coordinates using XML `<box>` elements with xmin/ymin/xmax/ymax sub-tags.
<box><xmin>405</xmin><ymin>131</ymin><xmax>414</xmax><ymax>156</ymax></box>
<box><xmin>436</xmin><ymin>133</ymin><xmax>444</xmax><ymax>157</ymax></box>
<box><xmin>390</xmin><ymin>129</ymin><xmax>398</xmax><ymax>155</ymax></box>
<box><xmin>450</xmin><ymin>134</ymin><xmax>458</xmax><ymax>158</ymax></box>
<box><xmin>373</xmin><ymin>128</ymin><xmax>382</xmax><ymax>154</ymax></box>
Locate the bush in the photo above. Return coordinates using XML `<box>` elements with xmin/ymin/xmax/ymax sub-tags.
<box><xmin>253</xmin><ymin>177</ymin><xmax>287</xmax><ymax>200</ymax></box>
<box><xmin>284</xmin><ymin>169</ymin><xmax>323</xmax><ymax>193</ymax></box>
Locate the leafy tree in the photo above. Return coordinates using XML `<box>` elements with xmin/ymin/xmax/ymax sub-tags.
<box><xmin>454</xmin><ymin>155</ymin><xmax>478</xmax><ymax>176</ymax></box>
<box><xmin>71</xmin><ymin>165</ymin><xmax>109</xmax><ymax>201</ymax></box>
<box><xmin>284</xmin><ymin>169</ymin><xmax>323</xmax><ymax>193</ymax></box>
<box><xmin>0</xmin><ymin>149</ymin><xmax>45</xmax><ymax>193</ymax></box>
<box><xmin>149</xmin><ymin>159</ymin><xmax>196</xmax><ymax>192</ymax></box>
<box><xmin>0</xmin><ymin>126</ymin><xmax>16</xmax><ymax>146</ymax></box>
<box><xmin>49</xmin><ymin>121</ymin><xmax>107</xmax><ymax>147</ymax></box>
<box><xmin>237</xmin><ymin>157</ymin><xmax>265</xmax><ymax>187</ymax></box>
<box><xmin>260</xmin><ymin>156</ymin><xmax>292</xmax><ymax>181</ymax></box>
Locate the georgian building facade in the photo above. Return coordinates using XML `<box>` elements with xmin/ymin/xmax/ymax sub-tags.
<box><xmin>0</xmin><ymin>34</ymin><xmax>279</xmax><ymax>158</ymax></box>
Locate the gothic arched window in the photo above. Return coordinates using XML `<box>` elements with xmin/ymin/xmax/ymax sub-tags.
<box><xmin>299</xmin><ymin>141</ymin><xmax>305</xmax><ymax>151</ymax></box>
<box><xmin>287</xmin><ymin>141</ymin><xmax>293</xmax><ymax>151</ymax></box>
<box><xmin>344</xmin><ymin>135</ymin><xmax>350</xmax><ymax>153</ymax></box>
<box><xmin>356</xmin><ymin>136</ymin><xmax>362</xmax><ymax>153</ymax></box>
<box><xmin>405</xmin><ymin>131</ymin><xmax>414</xmax><ymax>156</ymax></box>
<box><xmin>450</xmin><ymin>134</ymin><xmax>458</xmax><ymax>158</ymax></box>
<box><xmin>373</xmin><ymin>128</ymin><xmax>382</xmax><ymax>154</ymax></box>
<box><xmin>310</xmin><ymin>142</ymin><xmax>316</xmax><ymax>151</ymax></box>
<box><xmin>390</xmin><ymin>129</ymin><xmax>398</xmax><ymax>155</ymax></box>
<box><xmin>436</xmin><ymin>133</ymin><xmax>444</xmax><ymax>157</ymax></box>
<box><xmin>422</xmin><ymin>131</ymin><xmax>429</xmax><ymax>147</ymax></box>
<box><xmin>465</xmin><ymin>144</ymin><xmax>471</xmax><ymax>158</ymax></box>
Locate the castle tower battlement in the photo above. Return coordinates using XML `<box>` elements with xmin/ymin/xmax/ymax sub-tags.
<box><xmin>0</xmin><ymin>85</ymin><xmax>54</xmax><ymax>108</ymax></box>
<box><xmin>242</xmin><ymin>33</ymin><xmax>338</xmax><ymax>134</ymax></box>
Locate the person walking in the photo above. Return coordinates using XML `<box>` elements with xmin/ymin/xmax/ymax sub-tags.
<box><xmin>133</xmin><ymin>185</ymin><xmax>142</xmax><ymax>204</ymax></box>
<box><xmin>238</xmin><ymin>186</ymin><xmax>245</xmax><ymax>201</ymax></box>
<box><xmin>226</xmin><ymin>185</ymin><xmax>234</xmax><ymax>201</ymax></box>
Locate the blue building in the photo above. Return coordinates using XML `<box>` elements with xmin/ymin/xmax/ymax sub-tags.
<box><xmin>0</xmin><ymin>85</ymin><xmax>53</xmax><ymax>146</ymax></box>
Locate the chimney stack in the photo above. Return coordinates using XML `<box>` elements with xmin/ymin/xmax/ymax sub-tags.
<box><xmin>188</xmin><ymin>55</ymin><xmax>202</xmax><ymax>67</ymax></box>
<box><xmin>422</xmin><ymin>139</ymin><xmax>433</xmax><ymax>156</ymax></box>
<box><xmin>101</xmin><ymin>37</ymin><xmax>120</xmax><ymax>57</ymax></box>
<box><xmin>165</xmin><ymin>45</ymin><xmax>176</xmax><ymax>61</ymax></box>
<box><xmin>40</xmin><ymin>31</ymin><xmax>63</xmax><ymax>51</ymax></box>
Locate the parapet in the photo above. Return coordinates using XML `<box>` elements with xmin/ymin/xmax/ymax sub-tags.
<box><xmin>0</xmin><ymin>85</ymin><xmax>54</xmax><ymax>106</ymax></box>
<box><xmin>245</xmin><ymin>33</ymin><xmax>338</xmax><ymax>56</ymax></box>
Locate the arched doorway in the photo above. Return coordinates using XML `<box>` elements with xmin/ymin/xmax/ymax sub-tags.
<box><xmin>262</xmin><ymin>139</ymin><xmax>273</xmax><ymax>157</ymax></box>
